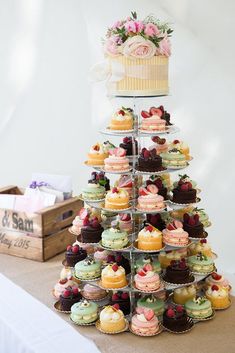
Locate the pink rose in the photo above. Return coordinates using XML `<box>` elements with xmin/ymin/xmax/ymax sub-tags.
<box><xmin>144</xmin><ymin>23</ymin><xmax>160</xmax><ymax>37</ymax></box>
<box><xmin>124</xmin><ymin>20</ymin><xmax>144</xmax><ymax>33</ymax></box>
<box><xmin>104</xmin><ymin>37</ymin><xmax>120</xmax><ymax>56</ymax></box>
<box><xmin>112</xmin><ymin>20</ymin><xmax>123</xmax><ymax>29</ymax></box>
<box><xmin>156</xmin><ymin>36</ymin><xmax>171</xmax><ymax>57</ymax></box>
<box><xmin>122</xmin><ymin>35</ymin><xmax>156</xmax><ymax>59</ymax></box>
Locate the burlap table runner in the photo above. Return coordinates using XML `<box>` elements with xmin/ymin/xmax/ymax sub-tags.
<box><xmin>1</xmin><ymin>253</ymin><xmax>234</xmax><ymax>353</ymax></box>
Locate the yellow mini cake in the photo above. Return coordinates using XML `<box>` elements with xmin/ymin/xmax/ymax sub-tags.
<box><xmin>205</xmin><ymin>285</ymin><xmax>230</xmax><ymax>309</ymax></box>
<box><xmin>173</xmin><ymin>285</ymin><xmax>197</xmax><ymax>305</ymax></box>
<box><xmin>99</xmin><ymin>305</ymin><xmax>126</xmax><ymax>333</ymax></box>
<box><xmin>188</xmin><ymin>239</ymin><xmax>213</xmax><ymax>257</ymax></box>
<box><xmin>105</xmin><ymin>187</ymin><xmax>130</xmax><ymax>210</ymax></box>
<box><xmin>87</xmin><ymin>143</ymin><xmax>109</xmax><ymax>166</ymax></box>
<box><xmin>137</xmin><ymin>225</ymin><xmax>162</xmax><ymax>251</ymax></box>
<box><xmin>101</xmin><ymin>264</ymin><xmax>127</xmax><ymax>289</ymax></box>
<box><xmin>109</xmin><ymin>107</ymin><xmax>134</xmax><ymax>130</ymax></box>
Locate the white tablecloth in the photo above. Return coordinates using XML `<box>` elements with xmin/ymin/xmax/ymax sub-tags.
<box><xmin>0</xmin><ymin>274</ymin><xmax>100</xmax><ymax>353</ymax></box>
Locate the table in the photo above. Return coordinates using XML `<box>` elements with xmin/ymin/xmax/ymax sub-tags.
<box><xmin>0</xmin><ymin>253</ymin><xmax>234</xmax><ymax>353</ymax></box>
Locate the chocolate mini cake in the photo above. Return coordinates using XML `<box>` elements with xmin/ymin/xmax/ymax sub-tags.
<box><xmin>163</xmin><ymin>305</ymin><xmax>190</xmax><ymax>332</ymax></box>
<box><xmin>146</xmin><ymin>176</ymin><xmax>168</xmax><ymax>200</ymax></box>
<box><xmin>146</xmin><ymin>213</ymin><xmax>166</xmax><ymax>231</ymax></box>
<box><xmin>106</xmin><ymin>253</ymin><xmax>131</xmax><ymax>274</ymax></box>
<box><xmin>60</xmin><ymin>287</ymin><xmax>82</xmax><ymax>311</ymax></box>
<box><xmin>81</xmin><ymin>218</ymin><xmax>104</xmax><ymax>243</ymax></box>
<box><xmin>183</xmin><ymin>213</ymin><xmax>205</xmax><ymax>238</ymax></box>
<box><xmin>158</xmin><ymin>105</ymin><xmax>172</xmax><ymax>126</ymax></box>
<box><xmin>136</xmin><ymin>148</ymin><xmax>164</xmax><ymax>172</ymax></box>
<box><xmin>110</xmin><ymin>291</ymin><xmax>130</xmax><ymax>315</ymax></box>
<box><xmin>164</xmin><ymin>258</ymin><xmax>193</xmax><ymax>284</ymax></box>
<box><xmin>172</xmin><ymin>175</ymin><xmax>197</xmax><ymax>204</ymax></box>
<box><xmin>65</xmin><ymin>244</ymin><xmax>87</xmax><ymax>267</ymax></box>
<box><xmin>119</xmin><ymin>136</ymin><xmax>138</xmax><ymax>156</ymax></box>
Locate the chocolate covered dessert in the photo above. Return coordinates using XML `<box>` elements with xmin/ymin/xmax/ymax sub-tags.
<box><xmin>163</xmin><ymin>305</ymin><xmax>190</xmax><ymax>332</ymax></box>
<box><xmin>81</xmin><ymin>217</ymin><xmax>104</xmax><ymax>243</ymax></box>
<box><xmin>59</xmin><ymin>287</ymin><xmax>82</xmax><ymax>311</ymax></box>
<box><xmin>119</xmin><ymin>136</ymin><xmax>138</xmax><ymax>156</ymax></box>
<box><xmin>172</xmin><ymin>175</ymin><xmax>197</xmax><ymax>204</ymax></box>
<box><xmin>183</xmin><ymin>213</ymin><xmax>205</xmax><ymax>238</ymax></box>
<box><xmin>146</xmin><ymin>213</ymin><xmax>166</xmax><ymax>231</ymax></box>
<box><xmin>106</xmin><ymin>253</ymin><xmax>131</xmax><ymax>275</ymax></box>
<box><xmin>65</xmin><ymin>244</ymin><xmax>87</xmax><ymax>267</ymax></box>
<box><xmin>110</xmin><ymin>291</ymin><xmax>130</xmax><ymax>315</ymax></box>
<box><xmin>136</xmin><ymin>148</ymin><xmax>164</xmax><ymax>172</ymax></box>
<box><xmin>164</xmin><ymin>258</ymin><xmax>193</xmax><ymax>284</ymax></box>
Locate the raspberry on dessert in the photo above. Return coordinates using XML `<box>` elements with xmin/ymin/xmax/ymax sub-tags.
<box><xmin>166</xmin><ymin>308</ymin><xmax>175</xmax><ymax>318</ymax></box>
<box><xmin>66</xmin><ymin>245</ymin><xmax>72</xmax><ymax>251</ymax></box>
<box><xmin>113</xmin><ymin>303</ymin><xmax>120</xmax><ymax>310</ymax></box>
<box><xmin>146</xmin><ymin>225</ymin><xmax>153</xmax><ymax>232</ymax></box>
<box><xmin>107</xmin><ymin>255</ymin><xmax>115</xmax><ymax>263</ymax></box>
<box><xmin>200</xmin><ymin>239</ymin><xmax>207</xmax><ymax>244</ymax></box>
<box><xmin>121</xmin><ymin>292</ymin><xmax>129</xmax><ymax>300</ymax></box>
<box><xmin>118</xmin><ymin>110</ymin><xmax>125</xmax><ymax>116</ymax></box>
<box><xmin>59</xmin><ymin>279</ymin><xmax>67</xmax><ymax>285</ymax></box>
<box><xmin>63</xmin><ymin>290</ymin><xmax>71</xmax><ymax>298</ymax></box>
<box><xmin>72</xmin><ymin>245</ymin><xmax>80</xmax><ymax>253</ymax></box>
<box><xmin>72</xmin><ymin>287</ymin><xmax>79</xmax><ymax>295</ymax></box>
<box><xmin>173</xmin><ymin>139</ymin><xmax>180</xmax><ymax>144</ymax></box>
<box><xmin>211</xmin><ymin>285</ymin><xmax>219</xmax><ymax>291</ymax></box>
<box><xmin>112</xmin><ymin>187</ymin><xmax>118</xmax><ymax>193</ymax></box>
<box><xmin>176</xmin><ymin>305</ymin><xmax>184</xmax><ymax>313</ymax></box>
<box><xmin>112</xmin><ymin>264</ymin><xmax>119</xmax><ymax>272</ymax></box>
<box><xmin>112</xmin><ymin>293</ymin><xmax>119</xmax><ymax>301</ymax></box>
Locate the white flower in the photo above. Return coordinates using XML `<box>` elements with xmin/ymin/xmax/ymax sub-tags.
<box><xmin>122</xmin><ymin>35</ymin><xmax>156</xmax><ymax>59</ymax></box>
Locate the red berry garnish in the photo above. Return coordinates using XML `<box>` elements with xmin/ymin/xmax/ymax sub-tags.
<box><xmin>167</xmin><ymin>223</ymin><xmax>176</xmax><ymax>231</ymax></box>
<box><xmin>143</xmin><ymin>264</ymin><xmax>153</xmax><ymax>272</ymax></box>
<box><xmin>139</xmin><ymin>187</ymin><xmax>149</xmax><ymax>196</ymax></box>
<box><xmin>113</xmin><ymin>303</ymin><xmax>120</xmax><ymax>310</ymax></box>
<box><xmin>115</xmin><ymin>254</ymin><xmax>122</xmax><ymax>263</ymax></box>
<box><xmin>166</xmin><ymin>308</ymin><xmax>175</xmax><ymax>318</ymax></box>
<box><xmin>118</xmin><ymin>110</ymin><xmax>125</xmax><ymax>116</ymax></box>
<box><xmin>137</xmin><ymin>269</ymin><xmax>146</xmax><ymax>277</ymax></box>
<box><xmin>141</xmin><ymin>110</ymin><xmax>151</xmax><ymax>119</ymax></box>
<box><xmin>173</xmin><ymin>139</ymin><xmax>180</xmax><ymax>144</ymax></box>
<box><xmin>63</xmin><ymin>289</ymin><xmax>71</xmax><ymax>298</ymax></box>
<box><xmin>121</xmin><ymin>292</ymin><xmax>129</xmax><ymax>300</ymax></box>
<box><xmin>176</xmin><ymin>305</ymin><xmax>184</xmax><ymax>313</ymax></box>
<box><xmin>146</xmin><ymin>225</ymin><xmax>153</xmax><ymax>232</ymax></box>
<box><xmin>123</xmin><ymin>137</ymin><xmax>129</xmax><ymax>144</ymax></box>
<box><xmin>146</xmin><ymin>184</ymin><xmax>158</xmax><ymax>194</ymax></box>
<box><xmin>200</xmin><ymin>239</ymin><xmax>207</xmax><ymax>244</ymax></box>
<box><xmin>91</xmin><ymin>219</ymin><xmax>100</xmax><ymax>229</ymax></box>
<box><xmin>59</xmin><ymin>278</ymin><xmax>67</xmax><ymax>285</ymax></box>
<box><xmin>107</xmin><ymin>255</ymin><xmax>115</xmax><ymax>263</ymax></box>
<box><xmin>112</xmin><ymin>264</ymin><xmax>119</xmax><ymax>272</ymax></box>
<box><xmin>72</xmin><ymin>287</ymin><xmax>79</xmax><ymax>295</ymax></box>
<box><xmin>79</xmin><ymin>208</ymin><xmax>89</xmax><ymax>220</ymax></box>
<box><xmin>194</xmin><ymin>214</ymin><xmax>200</xmax><ymax>223</ymax></box>
<box><xmin>144</xmin><ymin>309</ymin><xmax>155</xmax><ymax>321</ymax></box>
<box><xmin>180</xmin><ymin>183</ymin><xmax>189</xmax><ymax>191</ymax></box>
<box><xmin>66</xmin><ymin>245</ymin><xmax>72</xmax><ymax>251</ymax></box>
<box><xmin>183</xmin><ymin>213</ymin><xmax>190</xmax><ymax>222</ymax></box>
<box><xmin>211</xmin><ymin>285</ymin><xmax>219</xmax><ymax>291</ymax></box>
<box><xmin>212</xmin><ymin>273</ymin><xmax>222</xmax><ymax>281</ymax></box>
<box><xmin>143</xmin><ymin>150</ymin><xmax>150</xmax><ymax>159</ymax></box>
<box><xmin>83</xmin><ymin>218</ymin><xmax>90</xmax><ymax>226</ymax></box>
<box><xmin>72</xmin><ymin>245</ymin><xmax>79</xmax><ymax>253</ymax></box>
<box><xmin>112</xmin><ymin>293</ymin><xmax>119</xmax><ymax>301</ymax></box>
<box><xmin>188</xmin><ymin>217</ymin><xmax>196</xmax><ymax>226</ymax></box>
<box><xmin>93</xmin><ymin>144</ymin><xmax>100</xmax><ymax>151</ymax></box>
<box><xmin>112</xmin><ymin>187</ymin><xmax>118</xmax><ymax>193</ymax></box>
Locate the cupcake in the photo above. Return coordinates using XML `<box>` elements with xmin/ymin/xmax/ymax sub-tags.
<box><xmin>187</xmin><ymin>253</ymin><xmax>214</xmax><ymax>274</ymax></box>
<box><xmin>110</xmin><ymin>292</ymin><xmax>130</xmax><ymax>315</ymax></box>
<box><xmin>183</xmin><ymin>213</ymin><xmax>205</xmax><ymax>238</ymax></box>
<box><xmin>188</xmin><ymin>239</ymin><xmax>213</xmax><ymax>257</ymax></box>
<box><xmin>185</xmin><ymin>296</ymin><xmax>213</xmax><ymax>319</ymax></box>
<box><xmin>105</xmin><ymin>187</ymin><xmax>130</xmax><ymax>210</ymax></box>
<box><xmin>104</xmin><ymin>147</ymin><xmax>130</xmax><ymax>172</ymax></box>
<box><xmin>54</xmin><ymin>278</ymin><xmax>78</xmax><ymax>299</ymax></box>
<box><xmin>137</xmin><ymin>185</ymin><xmax>165</xmax><ymax>211</ymax></box>
<box><xmin>109</xmin><ymin>107</ymin><xmax>134</xmax><ymax>131</ymax></box>
<box><xmin>74</xmin><ymin>256</ymin><xmax>101</xmax><ymax>280</ymax></box>
<box><xmin>163</xmin><ymin>305</ymin><xmax>190</xmax><ymax>332</ymax></box>
<box><xmin>136</xmin><ymin>225</ymin><xmax>162</xmax><ymax>251</ymax></box>
<box><xmin>136</xmin><ymin>147</ymin><xmax>164</xmax><ymax>172</ymax></box>
<box><xmin>205</xmin><ymin>272</ymin><xmax>231</xmax><ymax>291</ymax></box>
<box><xmin>70</xmin><ymin>299</ymin><xmax>98</xmax><ymax>324</ymax></box>
<box><xmin>135</xmin><ymin>255</ymin><xmax>161</xmax><ymax>274</ymax></box>
<box><xmin>82</xmin><ymin>284</ymin><xmax>107</xmax><ymax>301</ymax></box>
<box><xmin>172</xmin><ymin>174</ymin><xmax>197</xmax><ymax>204</ymax></box>
<box><xmin>134</xmin><ymin>264</ymin><xmax>161</xmax><ymax>292</ymax></box>
<box><xmin>59</xmin><ymin>287</ymin><xmax>82</xmax><ymax>312</ymax></box>
<box><xmin>99</xmin><ymin>305</ymin><xmax>126</xmax><ymax>333</ymax></box>
<box><xmin>161</xmin><ymin>148</ymin><xmax>187</xmax><ymax>168</ymax></box>
<box><xmin>131</xmin><ymin>309</ymin><xmax>160</xmax><ymax>336</ymax></box>
<box><xmin>141</xmin><ymin>107</ymin><xmax>166</xmax><ymax>131</ymax></box>
<box><xmin>162</xmin><ymin>220</ymin><xmax>189</xmax><ymax>247</ymax></box>
<box><xmin>150</xmin><ymin>136</ymin><xmax>168</xmax><ymax>155</ymax></box>
<box><xmin>191</xmin><ymin>207</ymin><xmax>210</xmax><ymax>227</ymax></box>
<box><xmin>101</xmin><ymin>223</ymin><xmax>129</xmax><ymax>249</ymax></box>
<box><xmin>136</xmin><ymin>295</ymin><xmax>164</xmax><ymax>316</ymax></box>
<box><xmin>173</xmin><ymin>285</ymin><xmax>197</xmax><ymax>305</ymax></box>
<box><xmin>101</xmin><ymin>264</ymin><xmax>127</xmax><ymax>289</ymax></box>
<box><xmin>205</xmin><ymin>285</ymin><xmax>230</xmax><ymax>309</ymax></box>
<box><xmin>65</xmin><ymin>244</ymin><xmax>87</xmax><ymax>267</ymax></box>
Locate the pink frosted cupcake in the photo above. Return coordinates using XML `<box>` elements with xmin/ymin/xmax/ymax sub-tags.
<box><xmin>150</xmin><ymin>136</ymin><xmax>169</xmax><ymax>155</ymax></box>
<box><xmin>118</xmin><ymin>213</ymin><xmax>133</xmax><ymax>234</ymax></box>
<box><xmin>104</xmin><ymin>147</ymin><xmax>130</xmax><ymax>172</ymax></box>
<box><xmin>137</xmin><ymin>186</ymin><xmax>165</xmax><ymax>211</ymax></box>
<box><xmin>205</xmin><ymin>272</ymin><xmax>231</xmax><ymax>291</ymax></box>
<box><xmin>134</xmin><ymin>264</ymin><xmax>161</xmax><ymax>292</ymax></box>
<box><xmin>53</xmin><ymin>278</ymin><xmax>78</xmax><ymax>299</ymax></box>
<box><xmin>141</xmin><ymin>109</ymin><xmax>166</xmax><ymax>131</ymax></box>
<box><xmin>162</xmin><ymin>220</ymin><xmax>189</xmax><ymax>246</ymax></box>
<box><xmin>131</xmin><ymin>309</ymin><xmax>160</xmax><ymax>335</ymax></box>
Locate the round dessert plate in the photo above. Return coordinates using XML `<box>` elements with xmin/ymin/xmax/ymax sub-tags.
<box><xmin>98</xmin><ymin>240</ymin><xmax>132</xmax><ymax>252</ymax></box>
<box><xmin>129</xmin><ymin>324</ymin><xmax>163</xmax><ymax>337</ymax></box>
<box><xmin>102</xmin><ymin>168</ymin><xmax>132</xmax><ymax>175</ymax></box>
<box><xmin>78</xmin><ymin>194</ymin><xmax>105</xmax><ymax>203</ymax></box>
<box><xmin>164</xmin><ymin>162</ymin><xmax>190</xmax><ymax>170</ymax></box>
<box><xmin>68</xmin><ymin>227</ymin><xmax>80</xmax><ymax>236</ymax></box>
<box><xmin>135</xmin><ymin>206</ymin><xmax>168</xmax><ymax>214</ymax></box>
<box><xmin>100</xmin><ymin>127</ymin><xmax>135</xmax><ymax>136</ymax></box>
<box><xmin>133</xmin><ymin>241</ymin><xmax>165</xmax><ymax>253</ymax></box>
<box><xmin>134</xmin><ymin>168</ymin><xmax>167</xmax><ymax>176</ymax></box>
<box><xmin>133</xmin><ymin>281</ymin><xmax>165</xmax><ymax>294</ymax></box>
<box><xmin>96</xmin><ymin>280</ymin><xmax>129</xmax><ymax>291</ymax></box>
<box><xmin>92</xmin><ymin>203</ymin><xmax>133</xmax><ymax>214</ymax></box>
<box><xmin>62</xmin><ymin>259</ymin><xmax>74</xmax><ymax>268</ymax></box>
<box><xmin>84</xmin><ymin>161</ymin><xmax>105</xmax><ymax>168</ymax></box>
<box><xmin>162</xmin><ymin>275</ymin><xmax>195</xmax><ymax>288</ymax></box>
<box><xmin>191</xmin><ymin>309</ymin><xmax>216</xmax><ymax>322</ymax></box>
<box><xmin>163</xmin><ymin>241</ymin><xmax>190</xmax><ymax>249</ymax></box>
<box><xmin>81</xmin><ymin>291</ymin><xmax>110</xmax><ymax>302</ymax></box>
<box><xmin>212</xmin><ymin>298</ymin><xmax>231</xmax><ymax>310</ymax></box>
<box><xmin>70</xmin><ymin>317</ymin><xmax>97</xmax><ymax>326</ymax></box>
<box><xmin>95</xmin><ymin>319</ymin><xmax>129</xmax><ymax>334</ymax></box>
<box><xmin>162</xmin><ymin>318</ymin><xmax>194</xmax><ymax>334</ymax></box>
<box><xmin>54</xmin><ymin>301</ymin><xmax>71</xmax><ymax>314</ymax></box>
<box><xmin>138</xmin><ymin>125</ymin><xmax>179</xmax><ymax>136</ymax></box>
<box><xmin>168</xmin><ymin>198</ymin><xmax>201</xmax><ymax>208</ymax></box>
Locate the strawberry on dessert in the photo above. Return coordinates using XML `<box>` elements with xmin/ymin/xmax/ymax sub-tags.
<box><xmin>118</xmin><ymin>213</ymin><xmax>133</xmax><ymax>234</ymax></box>
<box><xmin>109</xmin><ymin>107</ymin><xmax>134</xmax><ymax>131</ymax></box>
<box><xmin>131</xmin><ymin>309</ymin><xmax>160</xmax><ymax>336</ymax></box>
<box><xmin>134</xmin><ymin>264</ymin><xmax>161</xmax><ymax>292</ymax></box>
<box><xmin>141</xmin><ymin>107</ymin><xmax>166</xmax><ymax>131</ymax></box>
<box><xmin>163</xmin><ymin>220</ymin><xmax>189</xmax><ymax>246</ymax></box>
<box><xmin>150</xmin><ymin>135</ymin><xmax>169</xmax><ymax>154</ymax></box>
<box><xmin>183</xmin><ymin>212</ymin><xmax>205</xmax><ymax>238</ymax></box>
<box><xmin>136</xmin><ymin>147</ymin><xmax>165</xmax><ymax>172</ymax></box>
<box><xmin>104</xmin><ymin>147</ymin><xmax>130</xmax><ymax>172</ymax></box>
<box><xmin>137</xmin><ymin>185</ymin><xmax>165</xmax><ymax>212</ymax></box>
<box><xmin>146</xmin><ymin>175</ymin><xmax>168</xmax><ymax>200</ymax></box>
<box><xmin>172</xmin><ymin>174</ymin><xmax>197</xmax><ymax>204</ymax></box>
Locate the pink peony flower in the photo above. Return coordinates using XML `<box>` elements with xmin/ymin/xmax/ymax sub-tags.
<box><xmin>112</xmin><ymin>20</ymin><xmax>123</xmax><ymax>29</ymax></box>
<box><xmin>144</xmin><ymin>23</ymin><xmax>160</xmax><ymax>37</ymax></box>
<box><xmin>122</xmin><ymin>35</ymin><xmax>156</xmax><ymax>59</ymax></box>
<box><xmin>104</xmin><ymin>37</ymin><xmax>120</xmax><ymax>56</ymax></box>
<box><xmin>156</xmin><ymin>36</ymin><xmax>171</xmax><ymax>57</ymax></box>
<box><xmin>124</xmin><ymin>20</ymin><xmax>144</xmax><ymax>34</ymax></box>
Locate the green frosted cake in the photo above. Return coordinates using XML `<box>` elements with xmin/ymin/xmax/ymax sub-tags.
<box><xmin>161</xmin><ymin>149</ymin><xmax>187</xmax><ymax>168</ymax></box>
<box><xmin>137</xmin><ymin>295</ymin><xmax>165</xmax><ymax>316</ymax></box>
<box><xmin>101</xmin><ymin>226</ymin><xmax>129</xmax><ymax>249</ymax></box>
<box><xmin>82</xmin><ymin>183</ymin><xmax>105</xmax><ymax>200</ymax></box>
<box><xmin>185</xmin><ymin>296</ymin><xmax>213</xmax><ymax>319</ymax></box>
<box><xmin>74</xmin><ymin>256</ymin><xmax>101</xmax><ymax>280</ymax></box>
<box><xmin>135</xmin><ymin>255</ymin><xmax>161</xmax><ymax>274</ymax></box>
<box><xmin>70</xmin><ymin>299</ymin><xmax>98</xmax><ymax>324</ymax></box>
<box><xmin>187</xmin><ymin>253</ymin><xmax>214</xmax><ymax>274</ymax></box>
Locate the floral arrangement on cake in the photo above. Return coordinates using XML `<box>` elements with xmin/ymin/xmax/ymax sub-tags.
<box><xmin>104</xmin><ymin>11</ymin><xmax>173</xmax><ymax>59</ymax></box>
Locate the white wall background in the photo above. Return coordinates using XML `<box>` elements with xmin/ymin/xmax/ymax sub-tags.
<box><xmin>0</xmin><ymin>0</ymin><xmax>235</xmax><ymax>273</ymax></box>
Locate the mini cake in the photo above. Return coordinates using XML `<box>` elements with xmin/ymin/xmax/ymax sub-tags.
<box><xmin>101</xmin><ymin>223</ymin><xmax>129</xmax><ymax>249</ymax></box>
<box><xmin>161</xmin><ymin>148</ymin><xmax>187</xmax><ymax>168</ymax></box>
<box><xmin>70</xmin><ymin>299</ymin><xmax>98</xmax><ymax>324</ymax></box>
<box><xmin>74</xmin><ymin>256</ymin><xmax>101</xmax><ymax>280</ymax></box>
<box><xmin>183</xmin><ymin>213</ymin><xmax>205</xmax><ymax>238</ymax></box>
<box><xmin>110</xmin><ymin>292</ymin><xmax>130</xmax><ymax>315</ymax></box>
<box><xmin>185</xmin><ymin>296</ymin><xmax>213</xmax><ymax>319</ymax></box>
<box><xmin>205</xmin><ymin>272</ymin><xmax>231</xmax><ymax>291</ymax></box>
<box><xmin>87</xmin><ymin>142</ymin><xmax>111</xmax><ymax>166</ymax></box>
<box><xmin>82</xmin><ymin>284</ymin><xmax>107</xmax><ymax>301</ymax></box>
<box><xmin>134</xmin><ymin>264</ymin><xmax>161</xmax><ymax>292</ymax></box>
<box><xmin>109</xmin><ymin>107</ymin><xmax>134</xmax><ymax>130</ymax></box>
<box><xmin>105</xmin><ymin>187</ymin><xmax>130</xmax><ymax>210</ymax></box>
<box><xmin>82</xmin><ymin>181</ymin><xmax>105</xmax><ymax>201</ymax></box>
<box><xmin>158</xmin><ymin>248</ymin><xmax>187</xmax><ymax>269</ymax></box>
<box><xmin>188</xmin><ymin>253</ymin><xmax>214</xmax><ymax>274</ymax></box>
<box><xmin>104</xmin><ymin>147</ymin><xmax>130</xmax><ymax>172</ymax></box>
<box><xmin>172</xmin><ymin>174</ymin><xmax>197</xmax><ymax>204</ymax></box>
<box><xmin>137</xmin><ymin>185</ymin><xmax>165</xmax><ymax>211</ymax></box>
<box><xmin>59</xmin><ymin>287</ymin><xmax>82</xmax><ymax>312</ymax></box>
<box><xmin>173</xmin><ymin>285</ymin><xmax>197</xmax><ymax>305</ymax></box>
<box><xmin>191</xmin><ymin>207</ymin><xmax>210</xmax><ymax>227</ymax></box>
<box><xmin>81</xmin><ymin>217</ymin><xmax>104</xmax><ymax>244</ymax></box>
<box><xmin>65</xmin><ymin>244</ymin><xmax>87</xmax><ymax>267</ymax></box>
<box><xmin>162</xmin><ymin>220</ymin><xmax>189</xmax><ymax>247</ymax></box>
<box><xmin>137</xmin><ymin>225</ymin><xmax>163</xmax><ymax>251</ymax></box>
<box><xmin>106</xmin><ymin>253</ymin><xmax>131</xmax><ymax>275</ymax></box>
<box><xmin>131</xmin><ymin>309</ymin><xmax>160</xmax><ymax>335</ymax></box>
<box><xmin>93</xmin><ymin>249</ymin><xmax>110</xmax><ymax>263</ymax></box>
<box><xmin>188</xmin><ymin>239</ymin><xmax>213</xmax><ymax>257</ymax></box>
<box><xmin>99</xmin><ymin>305</ymin><xmax>126</xmax><ymax>333</ymax></box>
<box><xmin>150</xmin><ymin>136</ymin><xmax>168</xmax><ymax>155</ymax></box>
<box><xmin>205</xmin><ymin>285</ymin><xmax>230</xmax><ymax>309</ymax></box>
<box><xmin>146</xmin><ymin>213</ymin><xmax>166</xmax><ymax>231</ymax></box>
<box><xmin>119</xmin><ymin>136</ymin><xmax>138</xmax><ymax>155</ymax></box>
<box><xmin>118</xmin><ymin>213</ymin><xmax>133</xmax><ymax>234</ymax></box>
<box><xmin>137</xmin><ymin>295</ymin><xmax>164</xmax><ymax>316</ymax></box>
<box><xmin>135</xmin><ymin>255</ymin><xmax>161</xmax><ymax>274</ymax></box>
<box><xmin>164</xmin><ymin>258</ymin><xmax>193</xmax><ymax>284</ymax></box>
<box><xmin>146</xmin><ymin>175</ymin><xmax>168</xmax><ymax>200</ymax></box>
<box><xmin>141</xmin><ymin>107</ymin><xmax>166</xmax><ymax>131</ymax></box>
<box><xmin>136</xmin><ymin>147</ymin><xmax>164</xmax><ymax>172</ymax></box>
<box><xmin>163</xmin><ymin>305</ymin><xmax>190</xmax><ymax>332</ymax></box>
<box><xmin>91</xmin><ymin>171</ymin><xmax>110</xmax><ymax>191</ymax></box>
<box><xmin>54</xmin><ymin>278</ymin><xmax>79</xmax><ymax>299</ymax></box>
<box><xmin>169</xmin><ymin>139</ymin><xmax>190</xmax><ymax>160</ymax></box>
<box><xmin>101</xmin><ymin>264</ymin><xmax>127</xmax><ymax>289</ymax></box>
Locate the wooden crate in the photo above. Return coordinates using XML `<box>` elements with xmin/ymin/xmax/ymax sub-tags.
<box><xmin>0</xmin><ymin>227</ymin><xmax>75</xmax><ymax>261</ymax></box>
<box><xmin>0</xmin><ymin>186</ymin><xmax>83</xmax><ymax>237</ymax></box>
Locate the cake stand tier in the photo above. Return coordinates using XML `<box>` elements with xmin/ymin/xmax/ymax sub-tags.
<box><xmin>99</xmin><ymin>125</ymin><xmax>180</xmax><ymax>137</ymax></box>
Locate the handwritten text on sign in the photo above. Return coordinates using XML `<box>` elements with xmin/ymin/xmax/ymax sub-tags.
<box><xmin>1</xmin><ymin>211</ymin><xmax>34</xmax><ymax>232</ymax></box>
<box><xmin>0</xmin><ymin>232</ymin><xmax>30</xmax><ymax>249</ymax></box>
